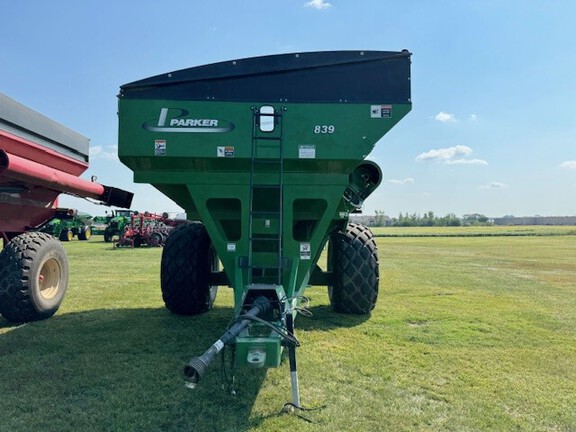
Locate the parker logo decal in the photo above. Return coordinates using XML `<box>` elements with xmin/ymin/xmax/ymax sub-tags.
<box><xmin>143</xmin><ymin>108</ymin><xmax>235</xmax><ymax>133</ymax></box>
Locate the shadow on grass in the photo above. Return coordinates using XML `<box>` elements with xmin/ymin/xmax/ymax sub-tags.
<box><xmin>0</xmin><ymin>306</ymin><xmax>270</xmax><ymax>431</ymax></box>
<box><xmin>296</xmin><ymin>304</ymin><xmax>371</xmax><ymax>331</ymax></box>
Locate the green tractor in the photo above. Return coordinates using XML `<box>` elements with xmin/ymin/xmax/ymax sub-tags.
<box><xmin>103</xmin><ymin>209</ymin><xmax>136</xmax><ymax>242</ymax></box>
<box><xmin>118</xmin><ymin>50</ymin><xmax>411</xmax><ymax>408</ymax></box>
<box><xmin>38</xmin><ymin>208</ymin><xmax>92</xmax><ymax>241</ymax></box>
<box><xmin>90</xmin><ymin>215</ymin><xmax>112</xmax><ymax>235</ymax></box>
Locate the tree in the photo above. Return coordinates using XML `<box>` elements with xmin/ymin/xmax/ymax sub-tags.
<box><xmin>462</xmin><ymin>213</ymin><xmax>491</xmax><ymax>226</ymax></box>
<box><xmin>374</xmin><ymin>210</ymin><xmax>387</xmax><ymax>227</ymax></box>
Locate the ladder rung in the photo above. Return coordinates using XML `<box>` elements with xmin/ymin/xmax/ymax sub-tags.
<box><xmin>251</xmin><ymin>210</ymin><xmax>280</xmax><ymax>216</ymax></box>
<box><xmin>253</xmin><ymin>135</ymin><xmax>282</xmax><ymax>141</ymax></box>
<box><xmin>252</xmin><ymin>184</ymin><xmax>281</xmax><ymax>189</ymax></box>
<box><xmin>253</xmin><ymin>159</ymin><xmax>281</xmax><ymax>165</ymax></box>
<box><xmin>243</xmin><ymin>264</ymin><xmax>282</xmax><ymax>269</ymax></box>
<box><xmin>252</xmin><ymin>265</ymin><xmax>283</xmax><ymax>270</ymax></box>
<box><xmin>241</xmin><ymin>257</ymin><xmax>290</xmax><ymax>267</ymax></box>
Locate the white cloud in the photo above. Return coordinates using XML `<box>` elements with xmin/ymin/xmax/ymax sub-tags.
<box><xmin>468</xmin><ymin>114</ymin><xmax>478</xmax><ymax>121</ymax></box>
<box><xmin>479</xmin><ymin>181</ymin><xmax>509</xmax><ymax>190</ymax></box>
<box><xmin>304</xmin><ymin>0</ymin><xmax>332</xmax><ymax>9</ymax></box>
<box><xmin>434</xmin><ymin>111</ymin><xmax>456</xmax><ymax>123</ymax></box>
<box><xmin>446</xmin><ymin>158</ymin><xmax>488</xmax><ymax>166</ymax></box>
<box><xmin>386</xmin><ymin>177</ymin><xmax>415</xmax><ymax>185</ymax></box>
<box><xmin>89</xmin><ymin>146</ymin><xmax>102</xmax><ymax>157</ymax></box>
<box><xmin>416</xmin><ymin>145</ymin><xmax>487</xmax><ymax>166</ymax></box>
<box><xmin>89</xmin><ymin>145</ymin><xmax>118</xmax><ymax>161</ymax></box>
<box><xmin>416</xmin><ymin>145</ymin><xmax>472</xmax><ymax>162</ymax></box>
<box><xmin>560</xmin><ymin>160</ymin><xmax>576</xmax><ymax>169</ymax></box>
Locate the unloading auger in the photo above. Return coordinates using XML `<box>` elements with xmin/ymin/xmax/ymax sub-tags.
<box><xmin>117</xmin><ymin>50</ymin><xmax>412</xmax><ymax>407</ymax></box>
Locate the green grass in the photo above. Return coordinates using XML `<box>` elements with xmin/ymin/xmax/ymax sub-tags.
<box><xmin>371</xmin><ymin>224</ymin><xmax>576</xmax><ymax>237</ymax></box>
<box><xmin>1</xmin><ymin>232</ymin><xmax>576</xmax><ymax>431</ymax></box>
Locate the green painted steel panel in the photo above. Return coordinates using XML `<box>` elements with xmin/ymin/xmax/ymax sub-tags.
<box><xmin>118</xmin><ymin>100</ymin><xmax>410</xmax><ymax>305</ymax></box>
<box><xmin>118</xmin><ymin>51</ymin><xmax>412</xmax><ymax>371</ymax></box>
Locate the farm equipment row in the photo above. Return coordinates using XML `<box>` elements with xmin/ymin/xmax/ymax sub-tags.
<box><xmin>2</xmin><ymin>49</ymin><xmax>412</xmax><ymax>412</ymax></box>
<box><xmin>34</xmin><ymin>207</ymin><xmax>185</xmax><ymax>247</ymax></box>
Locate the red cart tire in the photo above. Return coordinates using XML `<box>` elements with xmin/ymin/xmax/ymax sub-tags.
<box><xmin>0</xmin><ymin>232</ymin><xmax>68</xmax><ymax>322</ymax></box>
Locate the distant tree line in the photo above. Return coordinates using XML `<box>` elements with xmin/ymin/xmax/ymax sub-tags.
<box><xmin>371</xmin><ymin>211</ymin><xmax>492</xmax><ymax>227</ymax></box>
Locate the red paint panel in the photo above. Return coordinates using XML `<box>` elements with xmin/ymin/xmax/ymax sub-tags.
<box><xmin>0</xmin><ymin>187</ymin><xmax>58</xmax><ymax>232</ymax></box>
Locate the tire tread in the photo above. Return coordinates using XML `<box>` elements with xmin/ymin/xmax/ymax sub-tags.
<box><xmin>0</xmin><ymin>232</ymin><xmax>68</xmax><ymax>322</ymax></box>
<box><xmin>328</xmin><ymin>222</ymin><xmax>379</xmax><ymax>314</ymax></box>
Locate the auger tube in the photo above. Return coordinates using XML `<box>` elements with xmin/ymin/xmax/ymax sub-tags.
<box><xmin>184</xmin><ymin>296</ymin><xmax>272</xmax><ymax>386</ymax></box>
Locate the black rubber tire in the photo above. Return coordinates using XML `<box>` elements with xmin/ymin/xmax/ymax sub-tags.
<box><xmin>103</xmin><ymin>229</ymin><xmax>115</xmax><ymax>243</ymax></box>
<box><xmin>0</xmin><ymin>232</ymin><xmax>69</xmax><ymax>322</ymax></box>
<box><xmin>133</xmin><ymin>236</ymin><xmax>143</xmax><ymax>248</ymax></box>
<box><xmin>59</xmin><ymin>229</ymin><xmax>73</xmax><ymax>242</ymax></box>
<box><xmin>148</xmin><ymin>232</ymin><xmax>163</xmax><ymax>247</ymax></box>
<box><xmin>160</xmin><ymin>222</ymin><xmax>218</xmax><ymax>315</ymax></box>
<box><xmin>328</xmin><ymin>222</ymin><xmax>379</xmax><ymax>314</ymax></box>
<box><xmin>78</xmin><ymin>226</ymin><xmax>91</xmax><ymax>241</ymax></box>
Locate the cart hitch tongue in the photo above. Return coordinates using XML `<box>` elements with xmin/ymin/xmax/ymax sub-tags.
<box><xmin>184</xmin><ymin>296</ymin><xmax>272</xmax><ymax>388</ymax></box>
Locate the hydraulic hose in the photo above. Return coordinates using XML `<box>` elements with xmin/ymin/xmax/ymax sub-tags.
<box><xmin>184</xmin><ymin>296</ymin><xmax>272</xmax><ymax>386</ymax></box>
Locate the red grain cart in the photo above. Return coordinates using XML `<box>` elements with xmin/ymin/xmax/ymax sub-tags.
<box><xmin>0</xmin><ymin>92</ymin><xmax>133</xmax><ymax>322</ymax></box>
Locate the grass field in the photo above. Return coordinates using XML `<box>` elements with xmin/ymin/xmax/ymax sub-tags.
<box><xmin>371</xmin><ymin>225</ymin><xmax>576</xmax><ymax>237</ymax></box>
<box><xmin>1</xmin><ymin>229</ymin><xmax>575</xmax><ymax>431</ymax></box>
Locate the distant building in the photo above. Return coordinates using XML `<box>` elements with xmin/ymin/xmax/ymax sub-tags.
<box><xmin>493</xmin><ymin>216</ymin><xmax>576</xmax><ymax>226</ymax></box>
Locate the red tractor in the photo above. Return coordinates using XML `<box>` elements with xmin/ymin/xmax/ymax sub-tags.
<box><xmin>0</xmin><ymin>92</ymin><xmax>133</xmax><ymax>322</ymax></box>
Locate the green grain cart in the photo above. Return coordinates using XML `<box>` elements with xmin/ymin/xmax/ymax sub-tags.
<box><xmin>118</xmin><ymin>50</ymin><xmax>411</xmax><ymax>407</ymax></box>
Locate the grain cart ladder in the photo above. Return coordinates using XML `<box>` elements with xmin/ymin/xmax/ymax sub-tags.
<box><xmin>117</xmin><ymin>50</ymin><xmax>412</xmax><ymax>408</ymax></box>
<box><xmin>248</xmin><ymin>107</ymin><xmax>285</xmax><ymax>285</ymax></box>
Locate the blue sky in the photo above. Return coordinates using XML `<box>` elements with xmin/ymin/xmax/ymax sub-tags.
<box><xmin>2</xmin><ymin>0</ymin><xmax>575</xmax><ymax>218</ymax></box>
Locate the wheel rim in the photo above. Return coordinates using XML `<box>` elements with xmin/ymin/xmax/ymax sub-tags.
<box><xmin>38</xmin><ymin>258</ymin><xmax>61</xmax><ymax>299</ymax></box>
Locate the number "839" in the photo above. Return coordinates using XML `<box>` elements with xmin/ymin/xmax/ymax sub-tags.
<box><xmin>313</xmin><ymin>125</ymin><xmax>335</xmax><ymax>134</ymax></box>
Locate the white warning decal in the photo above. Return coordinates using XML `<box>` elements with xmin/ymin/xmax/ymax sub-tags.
<box><xmin>217</xmin><ymin>146</ymin><xmax>235</xmax><ymax>157</ymax></box>
<box><xmin>154</xmin><ymin>140</ymin><xmax>166</xmax><ymax>156</ymax></box>
<box><xmin>371</xmin><ymin>105</ymin><xmax>392</xmax><ymax>118</ymax></box>
<box><xmin>298</xmin><ymin>145</ymin><xmax>316</xmax><ymax>159</ymax></box>
<box><xmin>300</xmin><ymin>243</ymin><xmax>311</xmax><ymax>260</ymax></box>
